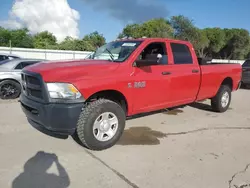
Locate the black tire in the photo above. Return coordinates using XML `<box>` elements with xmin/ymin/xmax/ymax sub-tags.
<box><xmin>0</xmin><ymin>80</ymin><xmax>21</xmax><ymax>100</ymax></box>
<box><xmin>211</xmin><ymin>85</ymin><xmax>231</xmax><ymax>113</ymax></box>
<box><xmin>241</xmin><ymin>82</ymin><xmax>247</xmax><ymax>89</ymax></box>
<box><xmin>75</xmin><ymin>99</ymin><xmax>126</xmax><ymax>151</ymax></box>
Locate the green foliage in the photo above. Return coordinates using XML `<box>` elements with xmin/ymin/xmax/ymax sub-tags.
<box><xmin>170</xmin><ymin>15</ymin><xmax>196</xmax><ymax>41</ymax></box>
<box><xmin>170</xmin><ymin>15</ymin><xmax>209</xmax><ymax>57</ymax></box>
<box><xmin>57</xmin><ymin>31</ymin><xmax>105</xmax><ymax>51</ymax></box>
<box><xmin>58</xmin><ymin>35</ymin><xmax>99</xmax><ymax>51</ymax></box>
<box><xmin>0</xmin><ymin>27</ymin><xmax>11</xmax><ymax>46</ymax></box>
<box><xmin>58</xmin><ymin>36</ymin><xmax>80</xmax><ymax>51</ymax></box>
<box><xmin>33</xmin><ymin>31</ymin><xmax>57</xmax><ymax>49</ymax></box>
<box><xmin>119</xmin><ymin>18</ymin><xmax>174</xmax><ymax>38</ymax></box>
<box><xmin>11</xmin><ymin>28</ymin><xmax>34</xmax><ymax>48</ymax></box>
<box><xmin>0</xmin><ymin>15</ymin><xmax>250</xmax><ymax>60</ymax></box>
<box><xmin>194</xmin><ymin>29</ymin><xmax>210</xmax><ymax>57</ymax></box>
<box><xmin>219</xmin><ymin>29</ymin><xmax>250</xmax><ymax>59</ymax></box>
<box><xmin>0</xmin><ymin>27</ymin><xmax>34</xmax><ymax>48</ymax></box>
<box><xmin>204</xmin><ymin>28</ymin><xmax>226</xmax><ymax>56</ymax></box>
<box><xmin>83</xmin><ymin>31</ymin><xmax>106</xmax><ymax>49</ymax></box>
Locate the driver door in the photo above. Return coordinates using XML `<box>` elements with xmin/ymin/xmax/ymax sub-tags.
<box><xmin>131</xmin><ymin>41</ymin><xmax>171</xmax><ymax>114</ymax></box>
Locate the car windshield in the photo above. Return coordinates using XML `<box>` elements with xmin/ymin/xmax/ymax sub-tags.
<box><xmin>243</xmin><ymin>60</ymin><xmax>250</xmax><ymax>67</ymax></box>
<box><xmin>0</xmin><ymin>59</ymin><xmax>11</xmax><ymax>66</ymax></box>
<box><xmin>87</xmin><ymin>40</ymin><xmax>142</xmax><ymax>62</ymax></box>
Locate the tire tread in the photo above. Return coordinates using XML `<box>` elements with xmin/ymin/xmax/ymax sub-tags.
<box><xmin>211</xmin><ymin>85</ymin><xmax>231</xmax><ymax>113</ymax></box>
<box><xmin>76</xmin><ymin>98</ymin><xmax>125</xmax><ymax>150</ymax></box>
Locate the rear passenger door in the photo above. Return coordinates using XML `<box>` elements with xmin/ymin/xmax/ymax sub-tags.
<box><xmin>167</xmin><ymin>42</ymin><xmax>201</xmax><ymax>106</ymax></box>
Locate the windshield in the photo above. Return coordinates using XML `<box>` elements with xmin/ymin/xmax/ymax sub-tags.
<box><xmin>243</xmin><ymin>60</ymin><xmax>250</xmax><ymax>67</ymax></box>
<box><xmin>0</xmin><ymin>59</ymin><xmax>11</xmax><ymax>66</ymax></box>
<box><xmin>87</xmin><ymin>40</ymin><xmax>142</xmax><ymax>62</ymax></box>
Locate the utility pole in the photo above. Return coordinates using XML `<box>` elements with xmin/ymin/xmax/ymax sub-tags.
<box><xmin>9</xmin><ymin>40</ymin><xmax>12</xmax><ymax>54</ymax></box>
<box><xmin>45</xmin><ymin>41</ymin><xmax>47</xmax><ymax>59</ymax></box>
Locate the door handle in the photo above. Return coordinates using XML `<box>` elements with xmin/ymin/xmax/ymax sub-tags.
<box><xmin>192</xmin><ymin>69</ymin><xmax>199</xmax><ymax>73</ymax></box>
<box><xmin>162</xmin><ymin>71</ymin><xmax>171</xmax><ymax>75</ymax></box>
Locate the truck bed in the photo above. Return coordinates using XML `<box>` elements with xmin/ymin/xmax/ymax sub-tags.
<box><xmin>196</xmin><ymin>63</ymin><xmax>242</xmax><ymax>101</ymax></box>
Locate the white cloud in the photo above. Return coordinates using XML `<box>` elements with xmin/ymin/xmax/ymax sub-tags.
<box><xmin>0</xmin><ymin>0</ymin><xmax>80</xmax><ymax>42</ymax></box>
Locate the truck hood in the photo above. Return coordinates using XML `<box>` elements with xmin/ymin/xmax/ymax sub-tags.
<box><xmin>24</xmin><ymin>59</ymin><xmax>120</xmax><ymax>82</ymax></box>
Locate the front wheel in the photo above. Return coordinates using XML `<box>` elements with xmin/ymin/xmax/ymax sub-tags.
<box><xmin>75</xmin><ymin>99</ymin><xmax>126</xmax><ymax>151</ymax></box>
<box><xmin>0</xmin><ymin>80</ymin><xmax>21</xmax><ymax>100</ymax></box>
<box><xmin>211</xmin><ymin>85</ymin><xmax>231</xmax><ymax>113</ymax></box>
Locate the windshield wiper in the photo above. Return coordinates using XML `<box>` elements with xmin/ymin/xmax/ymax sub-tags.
<box><xmin>105</xmin><ymin>48</ymin><xmax>114</xmax><ymax>61</ymax></box>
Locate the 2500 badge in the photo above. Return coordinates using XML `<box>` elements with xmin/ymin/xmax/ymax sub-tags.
<box><xmin>128</xmin><ymin>81</ymin><xmax>146</xmax><ymax>88</ymax></box>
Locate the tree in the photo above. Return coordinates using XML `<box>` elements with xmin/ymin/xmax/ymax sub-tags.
<box><xmin>118</xmin><ymin>18</ymin><xmax>174</xmax><ymax>39</ymax></box>
<box><xmin>10</xmin><ymin>28</ymin><xmax>34</xmax><ymax>48</ymax></box>
<box><xmin>118</xmin><ymin>24</ymin><xmax>142</xmax><ymax>38</ymax></box>
<box><xmin>58</xmin><ymin>36</ymin><xmax>96</xmax><ymax>51</ymax></box>
<box><xmin>0</xmin><ymin>27</ymin><xmax>11</xmax><ymax>47</ymax></box>
<box><xmin>203</xmin><ymin>28</ymin><xmax>226</xmax><ymax>58</ymax></box>
<box><xmin>0</xmin><ymin>15</ymin><xmax>250</xmax><ymax>59</ymax></box>
<box><xmin>58</xmin><ymin>36</ymin><xmax>78</xmax><ymax>50</ymax></box>
<box><xmin>194</xmin><ymin>29</ymin><xmax>209</xmax><ymax>57</ymax></box>
<box><xmin>170</xmin><ymin>15</ymin><xmax>196</xmax><ymax>41</ymax></box>
<box><xmin>83</xmin><ymin>31</ymin><xmax>106</xmax><ymax>49</ymax></box>
<box><xmin>33</xmin><ymin>31</ymin><xmax>57</xmax><ymax>49</ymax></box>
<box><xmin>0</xmin><ymin>27</ymin><xmax>34</xmax><ymax>48</ymax></box>
<box><xmin>170</xmin><ymin>15</ymin><xmax>209</xmax><ymax>57</ymax></box>
<box><xmin>141</xmin><ymin>18</ymin><xmax>174</xmax><ymax>38</ymax></box>
<box><xmin>220</xmin><ymin>29</ymin><xmax>250</xmax><ymax>59</ymax></box>
<box><xmin>246</xmin><ymin>51</ymin><xmax>250</xmax><ymax>59</ymax></box>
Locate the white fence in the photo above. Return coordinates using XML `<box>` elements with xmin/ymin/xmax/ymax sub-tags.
<box><xmin>211</xmin><ymin>59</ymin><xmax>245</xmax><ymax>65</ymax></box>
<box><xmin>0</xmin><ymin>46</ymin><xmax>246</xmax><ymax>65</ymax></box>
<box><xmin>0</xmin><ymin>47</ymin><xmax>92</xmax><ymax>60</ymax></box>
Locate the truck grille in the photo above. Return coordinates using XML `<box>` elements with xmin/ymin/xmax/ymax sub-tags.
<box><xmin>21</xmin><ymin>72</ymin><xmax>46</xmax><ymax>101</ymax></box>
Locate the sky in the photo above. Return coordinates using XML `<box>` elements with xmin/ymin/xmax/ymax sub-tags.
<box><xmin>0</xmin><ymin>0</ymin><xmax>249</xmax><ymax>42</ymax></box>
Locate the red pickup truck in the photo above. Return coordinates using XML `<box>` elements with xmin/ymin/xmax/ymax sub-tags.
<box><xmin>19</xmin><ymin>38</ymin><xmax>242</xmax><ymax>150</ymax></box>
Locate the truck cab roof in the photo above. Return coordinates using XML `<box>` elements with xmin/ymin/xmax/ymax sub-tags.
<box><xmin>115</xmin><ymin>37</ymin><xmax>192</xmax><ymax>44</ymax></box>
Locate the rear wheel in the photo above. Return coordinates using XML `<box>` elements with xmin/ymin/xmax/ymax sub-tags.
<box><xmin>242</xmin><ymin>83</ymin><xmax>250</xmax><ymax>89</ymax></box>
<box><xmin>0</xmin><ymin>80</ymin><xmax>21</xmax><ymax>100</ymax></box>
<box><xmin>211</xmin><ymin>85</ymin><xmax>231</xmax><ymax>113</ymax></box>
<box><xmin>75</xmin><ymin>99</ymin><xmax>126</xmax><ymax>151</ymax></box>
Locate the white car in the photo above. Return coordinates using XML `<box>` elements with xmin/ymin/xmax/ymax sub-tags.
<box><xmin>0</xmin><ymin>53</ymin><xmax>20</xmax><ymax>61</ymax></box>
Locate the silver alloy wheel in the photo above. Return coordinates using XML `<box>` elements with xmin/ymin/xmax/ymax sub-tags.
<box><xmin>93</xmin><ymin>112</ymin><xmax>119</xmax><ymax>142</ymax></box>
<box><xmin>221</xmin><ymin>91</ymin><xmax>230</xmax><ymax>108</ymax></box>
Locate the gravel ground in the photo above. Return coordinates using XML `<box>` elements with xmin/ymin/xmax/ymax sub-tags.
<box><xmin>0</xmin><ymin>88</ymin><xmax>250</xmax><ymax>188</ymax></box>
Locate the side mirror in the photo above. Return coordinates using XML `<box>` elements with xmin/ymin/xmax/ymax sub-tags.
<box><xmin>134</xmin><ymin>53</ymin><xmax>162</xmax><ymax>67</ymax></box>
<box><xmin>134</xmin><ymin>59</ymin><xmax>160</xmax><ymax>67</ymax></box>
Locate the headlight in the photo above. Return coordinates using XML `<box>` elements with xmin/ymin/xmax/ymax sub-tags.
<box><xmin>46</xmin><ymin>83</ymin><xmax>82</xmax><ymax>100</ymax></box>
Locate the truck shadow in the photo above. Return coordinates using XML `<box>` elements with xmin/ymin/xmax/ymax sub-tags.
<box><xmin>12</xmin><ymin>151</ymin><xmax>70</xmax><ymax>188</ymax></box>
<box><xmin>117</xmin><ymin>127</ymin><xmax>167</xmax><ymax>146</ymax></box>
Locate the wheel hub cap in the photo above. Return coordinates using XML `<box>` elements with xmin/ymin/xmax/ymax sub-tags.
<box><xmin>93</xmin><ymin>112</ymin><xmax>119</xmax><ymax>142</ymax></box>
<box><xmin>100</xmin><ymin>120</ymin><xmax>110</xmax><ymax>132</ymax></box>
<box><xmin>0</xmin><ymin>84</ymin><xmax>17</xmax><ymax>98</ymax></box>
<box><xmin>221</xmin><ymin>91</ymin><xmax>229</xmax><ymax>108</ymax></box>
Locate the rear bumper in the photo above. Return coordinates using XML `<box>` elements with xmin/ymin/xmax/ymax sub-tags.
<box><xmin>20</xmin><ymin>94</ymin><xmax>84</xmax><ymax>139</ymax></box>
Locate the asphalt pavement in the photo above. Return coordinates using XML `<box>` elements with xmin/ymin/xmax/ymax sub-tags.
<box><xmin>0</xmin><ymin>88</ymin><xmax>250</xmax><ymax>188</ymax></box>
